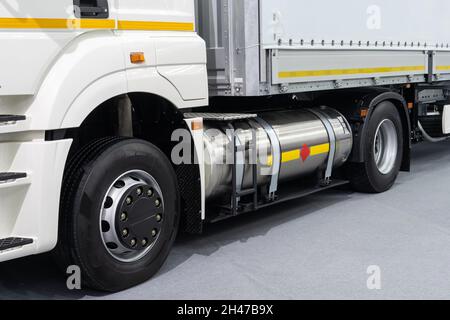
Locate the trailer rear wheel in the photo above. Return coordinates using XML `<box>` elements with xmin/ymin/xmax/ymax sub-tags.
<box><xmin>56</xmin><ymin>137</ymin><xmax>180</xmax><ymax>292</ymax></box>
<box><xmin>348</xmin><ymin>101</ymin><xmax>404</xmax><ymax>193</ymax></box>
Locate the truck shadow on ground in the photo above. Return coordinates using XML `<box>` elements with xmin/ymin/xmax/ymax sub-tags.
<box><xmin>0</xmin><ymin>187</ymin><xmax>353</xmax><ymax>300</ymax></box>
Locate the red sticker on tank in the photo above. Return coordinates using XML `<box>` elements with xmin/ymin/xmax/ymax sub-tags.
<box><xmin>301</xmin><ymin>144</ymin><xmax>311</xmax><ymax>162</ymax></box>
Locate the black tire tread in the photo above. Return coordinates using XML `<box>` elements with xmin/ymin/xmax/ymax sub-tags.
<box><xmin>347</xmin><ymin>162</ymin><xmax>378</xmax><ymax>193</ymax></box>
<box><xmin>347</xmin><ymin>102</ymin><xmax>403</xmax><ymax>194</ymax></box>
<box><xmin>54</xmin><ymin>137</ymin><xmax>129</xmax><ymax>290</ymax></box>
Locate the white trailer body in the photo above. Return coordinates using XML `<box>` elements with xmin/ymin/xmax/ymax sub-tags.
<box><xmin>198</xmin><ymin>0</ymin><xmax>450</xmax><ymax>96</ymax></box>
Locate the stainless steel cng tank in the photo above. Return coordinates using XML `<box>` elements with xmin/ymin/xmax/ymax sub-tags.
<box><xmin>203</xmin><ymin>107</ymin><xmax>353</xmax><ymax>200</ymax></box>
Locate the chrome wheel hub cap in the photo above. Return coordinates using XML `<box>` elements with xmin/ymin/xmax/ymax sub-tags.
<box><xmin>100</xmin><ymin>170</ymin><xmax>164</xmax><ymax>263</ymax></box>
<box><xmin>373</xmin><ymin>119</ymin><xmax>398</xmax><ymax>175</ymax></box>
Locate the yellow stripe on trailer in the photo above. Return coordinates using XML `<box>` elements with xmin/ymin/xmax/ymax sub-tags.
<box><xmin>278</xmin><ymin>65</ymin><xmax>426</xmax><ymax>79</ymax></box>
<box><xmin>436</xmin><ymin>65</ymin><xmax>450</xmax><ymax>71</ymax></box>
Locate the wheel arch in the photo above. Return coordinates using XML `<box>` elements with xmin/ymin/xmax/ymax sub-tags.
<box><xmin>359</xmin><ymin>91</ymin><xmax>411</xmax><ymax>172</ymax></box>
<box><xmin>315</xmin><ymin>88</ymin><xmax>411</xmax><ymax>172</ymax></box>
<box><xmin>27</xmin><ymin>29</ymin><xmax>197</xmax><ymax>131</ymax></box>
<box><xmin>60</xmin><ymin>74</ymin><xmax>188</xmax><ymax>130</ymax></box>
<box><xmin>53</xmin><ymin>91</ymin><xmax>204</xmax><ymax>236</ymax></box>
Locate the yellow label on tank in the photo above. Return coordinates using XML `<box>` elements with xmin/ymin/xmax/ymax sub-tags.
<box><xmin>267</xmin><ymin>143</ymin><xmax>330</xmax><ymax>166</ymax></box>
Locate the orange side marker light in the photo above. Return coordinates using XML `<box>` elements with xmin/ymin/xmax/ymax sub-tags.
<box><xmin>130</xmin><ymin>52</ymin><xmax>145</xmax><ymax>64</ymax></box>
<box><xmin>359</xmin><ymin>108</ymin><xmax>369</xmax><ymax>118</ymax></box>
<box><xmin>191</xmin><ymin>120</ymin><xmax>203</xmax><ymax>131</ymax></box>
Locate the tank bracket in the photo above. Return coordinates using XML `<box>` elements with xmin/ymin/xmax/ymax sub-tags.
<box><xmin>252</xmin><ymin>117</ymin><xmax>281</xmax><ymax>200</ymax></box>
<box><xmin>226</xmin><ymin>123</ymin><xmax>246</xmax><ymax>208</ymax></box>
<box><xmin>308</xmin><ymin>108</ymin><xmax>337</xmax><ymax>186</ymax></box>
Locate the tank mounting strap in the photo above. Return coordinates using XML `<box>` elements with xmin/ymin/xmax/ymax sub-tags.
<box><xmin>226</xmin><ymin>123</ymin><xmax>246</xmax><ymax>209</ymax></box>
<box><xmin>308</xmin><ymin>108</ymin><xmax>337</xmax><ymax>185</ymax></box>
<box><xmin>253</xmin><ymin>117</ymin><xmax>281</xmax><ymax>200</ymax></box>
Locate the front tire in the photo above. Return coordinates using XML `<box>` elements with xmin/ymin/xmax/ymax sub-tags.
<box><xmin>56</xmin><ymin>137</ymin><xmax>180</xmax><ymax>292</ymax></box>
<box><xmin>348</xmin><ymin>101</ymin><xmax>404</xmax><ymax>193</ymax></box>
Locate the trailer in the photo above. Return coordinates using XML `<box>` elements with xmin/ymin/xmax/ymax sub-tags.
<box><xmin>203</xmin><ymin>1</ymin><xmax>450</xmax><ymax>93</ymax></box>
<box><xmin>0</xmin><ymin>0</ymin><xmax>449</xmax><ymax>292</ymax></box>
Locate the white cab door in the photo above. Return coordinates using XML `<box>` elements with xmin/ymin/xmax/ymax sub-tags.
<box><xmin>0</xmin><ymin>0</ymin><xmax>116</xmax><ymax>96</ymax></box>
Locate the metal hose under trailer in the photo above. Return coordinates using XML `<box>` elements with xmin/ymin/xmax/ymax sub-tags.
<box><xmin>200</xmin><ymin>107</ymin><xmax>354</xmax><ymax>210</ymax></box>
<box><xmin>418</xmin><ymin>121</ymin><xmax>450</xmax><ymax>143</ymax></box>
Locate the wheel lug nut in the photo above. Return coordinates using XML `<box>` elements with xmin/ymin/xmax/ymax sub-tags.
<box><xmin>156</xmin><ymin>214</ymin><xmax>162</xmax><ymax>222</ymax></box>
<box><xmin>147</xmin><ymin>188</ymin><xmax>154</xmax><ymax>197</ymax></box>
<box><xmin>155</xmin><ymin>199</ymin><xmax>161</xmax><ymax>207</ymax></box>
<box><xmin>120</xmin><ymin>212</ymin><xmax>128</xmax><ymax>221</ymax></box>
<box><xmin>126</xmin><ymin>196</ymin><xmax>133</xmax><ymax>205</ymax></box>
<box><xmin>130</xmin><ymin>238</ymin><xmax>137</xmax><ymax>247</ymax></box>
<box><xmin>136</xmin><ymin>187</ymin><xmax>143</xmax><ymax>196</ymax></box>
<box><xmin>142</xmin><ymin>239</ymin><xmax>148</xmax><ymax>247</ymax></box>
<box><xmin>122</xmin><ymin>228</ymin><xmax>129</xmax><ymax>237</ymax></box>
<box><xmin>152</xmin><ymin>229</ymin><xmax>158</xmax><ymax>237</ymax></box>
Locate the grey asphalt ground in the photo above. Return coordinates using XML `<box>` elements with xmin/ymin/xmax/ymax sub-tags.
<box><xmin>1</xmin><ymin>141</ymin><xmax>450</xmax><ymax>300</ymax></box>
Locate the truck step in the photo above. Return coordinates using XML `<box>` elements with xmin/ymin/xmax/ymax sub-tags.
<box><xmin>184</xmin><ymin>113</ymin><xmax>258</xmax><ymax>121</ymax></box>
<box><xmin>236</xmin><ymin>188</ymin><xmax>257</xmax><ymax>197</ymax></box>
<box><xmin>0</xmin><ymin>115</ymin><xmax>26</xmax><ymax>124</ymax></box>
<box><xmin>0</xmin><ymin>237</ymin><xmax>33</xmax><ymax>251</ymax></box>
<box><xmin>212</xmin><ymin>179</ymin><xmax>350</xmax><ymax>222</ymax></box>
<box><xmin>0</xmin><ymin>172</ymin><xmax>27</xmax><ymax>183</ymax></box>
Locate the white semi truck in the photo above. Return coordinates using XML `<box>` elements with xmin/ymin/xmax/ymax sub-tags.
<box><xmin>1</xmin><ymin>0</ymin><xmax>450</xmax><ymax>291</ymax></box>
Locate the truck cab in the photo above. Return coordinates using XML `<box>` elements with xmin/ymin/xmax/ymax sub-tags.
<box><xmin>0</xmin><ymin>0</ymin><xmax>207</xmax><ymax>287</ymax></box>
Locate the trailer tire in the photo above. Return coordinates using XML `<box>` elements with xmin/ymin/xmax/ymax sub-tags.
<box><xmin>55</xmin><ymin>137</ymin><xmax>180</xmax><ymax>292</ymax></box>
<box><xmin>348</xmin><ymin>101</ymin><xmax>404</xmax><ymax>193</ymax></box>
